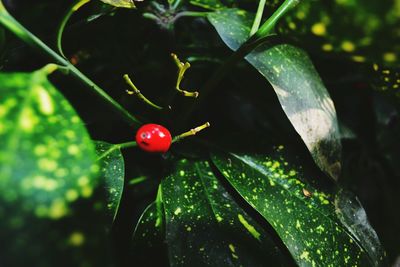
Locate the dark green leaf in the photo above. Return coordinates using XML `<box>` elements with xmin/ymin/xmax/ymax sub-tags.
<box><xmin>132</xmin><ymin>201</ymin><xmax>164</xmax><ymax>250</ymax></box>
<box><xmin>131</xmin><ymin>186</ymin><xmax>169</xmax><ymax>266</ymax></box>
<box><xmin>211</xmin><ymin>145</ymin><xmax>385</xmax><ymax>266</ymax></box>
<box><xmin>95</xmin><ymin>141</ymin><xmax>125</xmax><ymax>224</ymax></box>
<box><xmin>162</xmin><ymin>159</ymin><xmax>288</xmax><ymax>266</ymax></box>
<box><xmin>99</xmin><ymin>0</ymin><xmax>136</xmax><ymax>8</ymax></box>
<box><xmin>208</xmin><ymin>9</ymin><xmax>342</xmax><ymax>181</ymax></box>
<box><xmin>190</xmin><ymin>0</ymin><xmax>234</xmax><ymax>10</ymax></box>
<box><xmin>0</xmin><ymin>67</ymin><xmax>112</xmax><ymax>266</ymax></box>
<box><xmin>334</xmin><ymin>190</ymin><xmax>387</xmax><ymax>266</ymax></box>
<box><xmin>278</xmin><ymin>0</ymin><xmax>400</xmax><ymax>66</ymax></box>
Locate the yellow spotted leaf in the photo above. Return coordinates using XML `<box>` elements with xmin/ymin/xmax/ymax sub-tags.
<box><xmin>95</xmin><ymin>141</ymin><xmax>124</xmax><ymax>224</ymax></box>
<box><xmin>208</xmin><ymin>9</ymin><xmax>342</xmax><ymax>181</ymax></box>
<box><xmin>211</xmin><ymin>145</ymin><xmax>386</xmax><ymax>266</ymax></box>
<box><xmin>99</xmin><ymin>0</ymin><xmax>136</xmax><ymax>8</ymax></box>
<box><xmin>160</xmin><ymin>159</ymin><xmax>288</xmax><ymax>266</ymax></box>
<box><xmin>0</xmin><ymin>66</ymin><xmax>111</xmax><ymax>266</ymax></box>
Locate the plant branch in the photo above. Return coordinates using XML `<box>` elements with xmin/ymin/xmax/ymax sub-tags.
<box><xmin>124</xmin><ymin>74</ymin><xmax>165</xmax><ymax>110</ymax></box>
<box><xmin>178</xmin><ymin>0</ymin><xmax>299</xmax><ymax>126</ymax></box>
<box><xmin>57</xmin><ymin>0</ymin><xmax>91</xmax><ymax>58</ymax></box>
<box><xmin>0</xmin><ymin>1</ymin><xmax>141</xmax><ymax>126</ymax></box>
<box><xmin>255</xmin><ymin>0</ymin><xmax>299</xmax><ymax>38</ymax></box>
<box><xmin>104</xmin><ymin>122</ymin><xmax>211</xmax><ymax>155</ymax></box>
<box><xmin>250</xmin><ymin>0</ymin><xmax>266</xmax><ymax>36</ymax></box>
<box><xmin>172</xmin><ymin>11</ymin><xmax>209</xmax><ymax>23</ymax></box>
<box><xmin>171</xmin><ymin>0</ymin><xmax>184</xmax><ymax>11</ymax></box>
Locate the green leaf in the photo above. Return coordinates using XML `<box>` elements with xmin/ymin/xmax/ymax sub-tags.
<box><xmin>99</xmin><ymin>0</ymin><xmax>136</xmax><ymax>8</ymax></box>
<box><xmin>334</xmin><ymin>190</ymin><xmax>387</xmax><ymax>266</ymax></box>
<box><xmin>278</xmin><ymin>0</ymin><xmax>400</xmax><ymax>66</ymax></box>
<box><xmin>0</xmin><ymin>67</ymin><xmax>112</xmax><ymax>266</ymax></box>
<box><xmin>208</xmin><ymin>9</ymin><xmax>342</xmax><ymax>181</ymax></box>
<box><xmin>211</xmin><ymin>146</ymin><xmax>385</xmax><ymax>266</ymax></box>
<box><xmin>132</xmin><ymin>201</ymin><xmax>164</xmax><ymax>251</ymax></box>
<box><xmin>131</xmin><ymin>186</ymin><xmax>169</xmax><ymax>266</ymax></box>
<box><xmin>95</xmin><ymin>141</ymin><xmax>125</xmax><ymax>224</ymax></box>
<box><xmin>371</xmin><ymin>64</ymin><xmax>400</xmax><ymax>98</ymax></box>
<box><xmin>190</xmin><ymin>0</ymin><xmax>234</xmax><ymax>10</ymax></box>
<box><xmin>161</xmin><ymin>159</ymin><xmax>288</xmax><ymax>266</ymax></box>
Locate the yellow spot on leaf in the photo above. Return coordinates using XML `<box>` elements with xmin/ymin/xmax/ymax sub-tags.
<box><xmin>38</xmin><ymin>158</ymin><xmax>58</xmax><ymax>172</ymax></box>
<box><xmin>296</xmin><ymin>11</ymin><xmax>305</xmax><ymax>19</ymax></box>
<box><xmin>300</xmin><ymin>251</ymin><xmax>310</xmax><ymax>261</ymax></box>
<box><xmin>19</xmin><ymin>108</ymin><xmax>37</xmax><ymax>132</ymax></box>
<box><xmin>32</xmin><ymin>175</ymin><xmax>59</xmax><ymax>191</ymax></box>
<box><xmin>78</xmin><ymin>176</ymin><xmax>89</xmax><ymax>187</ymax></box>
<box><xmin>311</xmin><ymin>23</ymin><xmax>326</xmax><ymax>36</ymax></box>
<box><xmin>68</xmin><ymin>231</ymin><xmax>85</xmax><ymax>246</ymax></box>
<box><xmin>322</xmin><ymin>43</ymin><xmax>333</xmax><ymax>52</ymax></box>
<box><xmin>174</xmin><ymin>207</ymin><xmax>182</xmax><ymax>215</ymax></box>
<box><xmin>296</xmin><ymin>219</ymin><xmax>302</xmax><ymax>230</ymax></box>
<box><xmin>288</xmin><ymin>22</ymin><xmax>296</xmax><ymax>30</ymax></box>
<box><xmin>34</xmin><ymin>145</ymin><xmax>47</xmax><ymax>156</ymax></box>
<box><xmin>238</xmin><ymin>214</ymin><xmax>261</xmax><ymax>240</ymax></box>
<box><xmin>341</xmin><ymin>41</ymin><xmax>355</xmax><ymax>52</ymax></box>
<box><xmin>352</xmin><ymin>55</ymin><xmax>366</xmax><ymax>62</ymax></box>
<box><xmin>67</xmin><ymin>144</ymin><xmax>79</xmax><ymax>155</ymax></box>
<box><xmin>66</xmin><ymin>189</ymin><xmax>79</xmax><ymax>202</ymax></box>
<box><xmin>81</xmin><ymin>186</ymin><xmax>93</xmax><ymax>198</ymax></box>
<box><xmin>48</xmin><ymin>199</ymin><xmax>68</xmax><ymax>219</ymax></box>
<box><xmin>36</xmin><ymin>86</ymin><xmax>54</xmax><ymax>115</ymax></box>
<box><xmin>383</xmin><ymin>52</ymin><xmax>397</xmax><ymax>62</ymax></box>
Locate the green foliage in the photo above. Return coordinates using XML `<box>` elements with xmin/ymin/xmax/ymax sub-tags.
<box><xmin>276</xmin><ymin>0</ymin><xmax>400</xmax><ymax>100</ymax></box>
<box><xmin>208</xmin><ymin>8</ymin><xmax>342</xmax><ymax>181</ymax></box>
<box><xmin>95</xmin><ymin>141</ymin><xmax>125</xmax><ymax>224</ymax></box>
<box><xmin>159</xmin><ymin>159</ymin><xmax>288</xmax><ymax>266</ymax></box>
<box><xmin>278</xmin><ymin>0</ymin><xmax>400</xmax><ymax>67</ymax></box>
<box><xmin>211</xmin><ymin>146</ymin><xmax>385</xmax><ymax>266</ymax></box>
<box><xmin>99</xmin><ymin>0</ymin><xmax>136</xmax><ymax>8</ymax></box>
<box><xmin>0</xmin><ymin>0</ymin><xmax>396</xmax><ymax>265</ymax></box>
<box><xmin>133</xmin><ymin>201</ymin><xmax>164</xmax><ymax>249</ymax></box>
<box><xmin>189</xmin><ymin>0</ymin><xmax>234</xmax><ymax>10</ymax></box>
<box><xmin>0</xmin><ymin>67</ymin><xmax>112</xmax><ymax>266</ymax></box>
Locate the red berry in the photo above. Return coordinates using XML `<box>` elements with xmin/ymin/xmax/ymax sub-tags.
<box><xmin>135</xmin><ymin>124</ymin><xmax>172</xmax><ymax>153</ymax></box>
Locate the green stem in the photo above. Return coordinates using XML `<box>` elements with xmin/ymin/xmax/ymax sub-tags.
<box><xmin>128</xmin><ymin>176</ymin><xmax>148</xmax><ymax>186</ymax></box>
<box><xmin>117</xmin><ymin>140</ymin><xmax>138</xmax><ymax>149</ymax></box>
<box><xmin>250</xmin><ymin>0</ymin><xmax>266</xmax><ymax>36</ymax></box>
<box><xmin>171</xmin><ymin>0</ymin><xmax>184</xmax><ymax>11</ymax></box>
<box><xmin>97</xmin><ymin>140</ymin><xmax>137</xmax><ymax>161</ymax></box>
<box><xmin>124</xmin><ymin>74</ymin><xmax>164</xmax><ymax>110</ymax></box>
<box><xmin>178</xmin><ymin>0</ymin><xmax>299</xmax><ymax>126</ymax></box>
<box><xmin>255</xmin><ymin>0</ymin><xmax>299</xmax><ymax>38</ymax></box>
<box><xmin>0</xmin><ymin>1</ymin><xmax>141</xmax><ymax>126</ymax></box>
<box><xmin>155</xmin><ymin>184</ymin><xmax>163</xmax><ymax>227</ymax></box>
<box><xmin>172</xmin><ymin>11</ymin><xmax>209</xmax><ymax>23</ymax></box>
<box><xmin>57</xmin><ymin>0</ymin><xmax>91</xmax><ymax>58</ymax></box>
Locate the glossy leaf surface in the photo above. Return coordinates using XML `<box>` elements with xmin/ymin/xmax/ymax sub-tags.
<box><xmin>211</xmin><ymin>145</ymin><xmax>385</xmax><ymax>266</ymax></box>
<box><xmin>161</xmin><ymin>159</ymin><xmax>288</xmax><ymax>266</ymax></box>
<box><xmin>0</xmin><ymin>67</ymin><xmax>111</xmax><ymax>266</ymax></box>
<box><xmin>99</xmin><ymin>0</ymin><xmax>136</xmax><ymax>8</ymax></box>
<box><xmin>208</xmin><ymin>9</ymin><xmax>342</xmax><ymax>181</ymax></box>
<box><xmin>95</xmin><ymin>141</ymin><xmax>125</xmax><ymax>224</ymax></box>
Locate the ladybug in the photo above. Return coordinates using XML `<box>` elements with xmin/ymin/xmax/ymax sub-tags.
<box><xmin>135</xmin><ymin>124</ymin><xmax>172</xmax><ymax>153</ymax></box>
